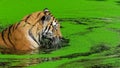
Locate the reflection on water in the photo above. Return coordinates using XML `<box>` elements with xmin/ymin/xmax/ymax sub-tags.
<box><xmin>0</xmin><ymin>57</ymin><xmax>61</xmax><ymax>68</ymax></box>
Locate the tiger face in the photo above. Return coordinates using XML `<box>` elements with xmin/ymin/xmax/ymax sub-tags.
<box><xmin>23</xmin><ymin>8</ymin><xmax>62</xmax><ymax>49</ymax></box>
<box><xmin>42</xmin><ymin>17</ymin><xmax>61</xmax><ymax>39</ymax></box>
<box><xmin>39</xmin><ymin>9</ymin><xmax>62</xmax><ymax>49</ymax></box>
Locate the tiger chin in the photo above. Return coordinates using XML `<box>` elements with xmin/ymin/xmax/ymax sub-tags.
<box><xmin>0</xmin><ymin>8</ymin><xmax>68</xmax><ymax>54</ymax></box>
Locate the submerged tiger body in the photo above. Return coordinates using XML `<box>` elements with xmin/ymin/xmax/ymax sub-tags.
<box><xmin>0</xmin><ymin>8</ymin><xmax>62</xmax><ymax>54</ymax></box>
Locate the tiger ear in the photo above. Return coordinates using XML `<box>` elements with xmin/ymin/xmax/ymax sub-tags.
<box><xmin>43</xmin><ymin>8</ymin><xmax>50</xmax><ymax>16</ymax></box>
<box><xmin>43</xmin><ymin>8</ymin><xmax>49</xmax><ymax>13</ymax></box>
<box><xmin>41</xmin><ymin>8</ymin><xmax>51</xmax><ymax>23</ymax></box>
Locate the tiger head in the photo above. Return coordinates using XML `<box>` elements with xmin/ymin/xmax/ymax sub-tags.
<box><xmin>23</xmin><ymin>8</ymin><xmax>64</xmax><ymax>49</ymax></box>
<box><xmin>40</xmin><ymin>8</ymin><xmax>62</xmax><ymax>49</ymax></box>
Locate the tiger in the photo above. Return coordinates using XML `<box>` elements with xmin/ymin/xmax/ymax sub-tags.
<box><xmin>0</xmin><ymin>8</ymin><xmax>62</xmax><ymax>54</ymax></box>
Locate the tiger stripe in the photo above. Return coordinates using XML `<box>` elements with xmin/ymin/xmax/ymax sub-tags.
<box><xmin>0</xmin><ymin>8</ymin><xmax>62</xmax><ymax>54</ymax></box>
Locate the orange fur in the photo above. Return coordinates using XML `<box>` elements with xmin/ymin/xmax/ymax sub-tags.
<box><xmin>0</xmin><ymin>9</ymin><xmax>62</xmax><ymax>54</ymax></box>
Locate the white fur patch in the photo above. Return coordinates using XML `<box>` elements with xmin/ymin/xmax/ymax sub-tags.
<box><xmin>53</xmin><ymin>21</ymin><xmax>57</xmax><ymax>26</ymax></box>
<box><xmin>48</xmin><ymin>30</ymin><xmax>52</xmax><ymax>34</ymax></box>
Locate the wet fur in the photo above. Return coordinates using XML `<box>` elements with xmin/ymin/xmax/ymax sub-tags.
<box><xmin>0</xmin><ymin>9</ymin><xmax>62</xmax><ymax>54</ymax></box>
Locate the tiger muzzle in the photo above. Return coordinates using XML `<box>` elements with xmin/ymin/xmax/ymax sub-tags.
<box><xmin>39</xmin><ymin>32</ymin><xmax>69</xmax><ymax>52</ymax></box>
<box><xmin>40</xmin><ymin>35</ymin><xmax>69</xmax><ymax>50</ymax></box>
<box><xmin>40</xmin><ymin>35</ymin><xmax>61</xmax><ymax>49</ymax></box>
